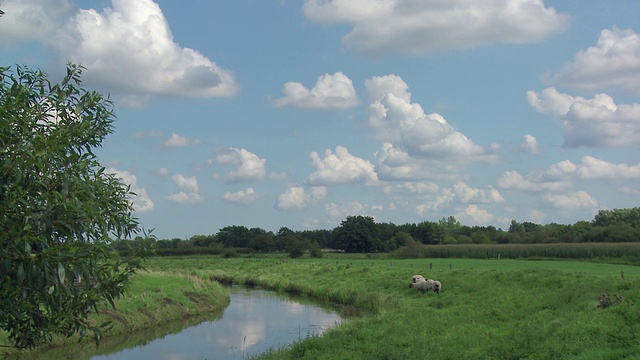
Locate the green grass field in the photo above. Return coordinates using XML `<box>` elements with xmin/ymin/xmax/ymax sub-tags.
<box><xmin>5</xmin><ymin>255</ymin><xmax>639</xmax><ymax>359</ymax></box>
<box><xmin>147</xmin><ymin>256</ymin><xmax>640</xmax><ymax>359</ymax></box>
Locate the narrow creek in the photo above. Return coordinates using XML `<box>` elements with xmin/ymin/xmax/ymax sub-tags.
<box><xmin>88</xmin><ymin>286</ymin><xmax>343</xmax><ymax>359</ymax></box>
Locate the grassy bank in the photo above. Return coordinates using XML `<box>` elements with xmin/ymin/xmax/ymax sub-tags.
<box><xmin>2</xmin><ymin>270</ymin><xmax>230</xmax><ymax>360</ymax></box>
<box><xmin>147</xmin><ymin>256</ymin><xmax>640</xmax><ymax>359</ymax></box>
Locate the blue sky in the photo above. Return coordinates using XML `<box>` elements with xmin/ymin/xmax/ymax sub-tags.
<box><xmin>1</xmin><ymin>0</ymin><xmax>639</xmax><ymax>239</ymax></box>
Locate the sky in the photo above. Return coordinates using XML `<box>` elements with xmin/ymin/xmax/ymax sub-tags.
<box><xmin>1</xmin><ymin>0</ymin><xmax>639</xmax><ymax>240</ymax></box>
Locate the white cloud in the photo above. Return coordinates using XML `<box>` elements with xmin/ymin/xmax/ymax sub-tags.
<box><xmin>210</xmin><ymin>148</ymin><xmax>267</xmax><ymax>183</ymax></box>
<box><xmin>106</xmin><ymin>167</ymin><xmax>154</xmax><ymax>212</ymax></box>
<box><xmin>518</xmin><ymin>134</ymin><xmax>539</xmax><ymax>154</ymax></box>
<box><xmin>383</xmin><ymin>182</ymin><xmax>439</xmax><ymax>195</ymax></box>
<box><xmin>455</xmin><ymin>205</ymin><xmax>494</xmax><ymax>224</ymax></box>
<box><xmin>0</xmin><ymin>0</ymin><xmax>76</xmax><ymax>44</ymax></box>
<box><xmin>528</xmin><ymin>209</ymin><xmax>548</xmax><ymax>224</ymax></box>
<box><xmin>306</xmin><ymin>146</ymin><xmax>378</xmax><ymax>186</ymax></box>
<box><xmin>497</xmin><ymin>170</ymin><xmax>571</xmax><ymax>192</ymax></box>
<box><xmin>172</xmin><ymin>174</ymin><xmax>199</xmax><ymax>193</ymax></box>
<box><xmin>528</xmin><ymin>87</ymin><xmax>640</xmax><ymax>147</ymax></box>
<box><xmin>453</xmin><ymin>182</ymin><xmax>505</xmax><ymax>204</ymax></box>
<box><xmin>222</xmin><ymin>188</ymin><xmax>260</xmax><ymax>206</ymax></box>
<box><xmin>0</xmin><ymin>0</ymin><xmax>238</xmax><ymax>103</ymax></box>
<box><xmin>367</xmin><ymin>75</ymin><xmax>499</xmax><ymax>180</ymax></box>
<box><xmin>543</xmin><ymin>191</ymin><xmax>598</xmax><ymax>210</ymax></box>
<box><xmin>273</xmin><ymin>72</ymin><xmax>359</xmax><ymax>110</ymax></box>
<box><xmin>619</xmin><ymin>187</ymin><xmax>640</xmax><ymax>196</ymax></box>
<box><xmin>303</xmin><ymin>0</ymin><xmax>568</xmax><ymax>56</ymax></box>
<box><xmin>162</xmin><ymin>133</ymin><xmax>201</xmax><ymax>148</ymax></box>
<box><xmin>276</xmin><ymin>186</ymin><xmax>327</xmax><ymax>210</ymax></box>
<box><xmin>548</xmin><ymin>28</ymin><xmax>640</xmax><ymax>94</ymax></box>
<box><xmin>546</xmin><ymin>156</ymin><xmax>640</xmax><ymax>180</ymax></box>
<box><xmin>168</xmin><ymin>174</ymin><xmax>203</xmax><ymax>204</ymax></box>
<box><xmin>167</xmin><ymin>191</ymin><xmax>204</xmax><ymax>204</ymax></box>
<box><xmin>325</xmin><ymin>201</ymin><xmax>364</xmax><ymax>219</ymax></box>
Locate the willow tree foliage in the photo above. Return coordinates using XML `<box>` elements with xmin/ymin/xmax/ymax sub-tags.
<box><xmin>0</xmin><ymin>64</ymin><xmax>150</xmax><ymax>349</ymax></box>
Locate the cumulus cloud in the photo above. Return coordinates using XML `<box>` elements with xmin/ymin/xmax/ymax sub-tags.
<box><xmin>0</xmin><ymin>0</ymin><xmax>76</xmax><ymax>43</ymax></box>
<box><xmin>106</xmin><ymin>167</ymin><xmax>154</xmax><ymax>212</ymax></box>
<box><xmin>209</xmin><ymin>147</ymin><xmax>267</xmax><ymax>183</ymax></box>
<box><xmin>168</xmin><ymin>174</ymin><xmax>203</xmax><ymax>204</ymax></box>
<box><xmin>546</xmin><ymin>156</ymin><xmax>640</xmax><ymax>180</ymax></box>
<box><xmin>528</xmin><ymin>87</ymin><xmax>640</xmax><ymax>147</ymax></box>
<box><xmin>0</xmin><ymin>0</ymin><xmax>238</xmax><ymax>104</ymax></box>
<box><xmin>453</xmin><ymin>182</ymin><xmax>505</xmax><ymax>204</ymax></box>
<box><xmin>222</xmin><ymin>188</ymin><xmax>260</xmax><ymax>206</ymax></box>
<box><xmin>273</xmin><ymin>72</ymin><xmax>359</xmax><ymax>110</ymax></box>
<box><xmin>367</xmin><ymin>74</ymin><xmax>499</xmax><ymax>180</ymax></box>
<box><xmin>383</xmin><ymin>182</ymin><xmax>439</xmax><ymax>195</ymax></box>
<box><xmin>306</xmin><ymin>146</ymin><xmax>378</xmax><ymax>186</ymax></box>
<box><xmin>162</xmin><ymin>133</ymin><xmax>201</xmax><ymax>148</ymax></box>
<box><xmin>414</xmin><ymin>182</ymin><xmax>503</xmax><ymax>217</ymax></box>
<box><xmin>518</xmin><ymin>134</ymin><xmax>539</xmax><ymax>154</ymax></box>
<box><xmin>455</xmin><ymin>205</ymin><xmax>494</xmax><ymax>224</ymax></box>
<box><xmin>548</xmin><ymin>28</ymin><xmax>640</xmax><ymax>94</ymax></box>
<box><xmin>497</xmin><ymin>170</ymin><xmax>571</xmax><ymax>192</ymax></box>
<box><xmin>543</xmin><ymin>191</ymin><xmax>598</xmax><ymax>210</ymax></box>
<box><xmin>324</xmin><ymin>201</ymin><xmax>364</xmax><ymax>219</ymax></box>
<box><xmin>276</xmin><ymin>186</ymin><xmax>327</xmax><ymax>210</ymax></box>
<box><xmin>303</xmin><ymin>0</ymin><xmax>568</xmax><ymax>56</ymax></box>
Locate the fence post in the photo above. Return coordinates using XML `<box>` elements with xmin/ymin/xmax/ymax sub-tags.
<box><xmin>621</xmin><ymin>271</ymin><xmax>625</xmax><ymax>280</ymax></box>
<box><xmin>430</xmin><ymin>263</ymin><xmax>433</xmax><ymax>270</ymax></box>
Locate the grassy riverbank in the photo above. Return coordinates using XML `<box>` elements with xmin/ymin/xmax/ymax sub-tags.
<box><xmin>148</xmin><ymin>256</ymin><xmax>640</xmax><ymax>359</ymax></box>
<box><xmin>2</xmin><ymin>270</ymin><xmax>230</xmax><ymax>360</ymax></box>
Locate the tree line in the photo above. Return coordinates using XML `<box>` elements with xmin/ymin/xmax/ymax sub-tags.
<box><xmin>119</xmin><ymin>207</ymin><xmax>640</xmax><ymax>256</ymax></box>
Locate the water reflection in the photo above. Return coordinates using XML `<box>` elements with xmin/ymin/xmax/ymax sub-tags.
<box><xmin>91</xmin><ymin>286</ymin><xmax>342</xmax><ymax>360</ymax></box>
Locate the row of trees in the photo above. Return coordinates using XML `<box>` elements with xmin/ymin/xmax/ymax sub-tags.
<box><xmin>144</xmin><ymin>207</ymin><xmax>640</xmax><ymax>255</ymax></box>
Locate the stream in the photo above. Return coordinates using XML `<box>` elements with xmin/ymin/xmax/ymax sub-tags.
<box><xmin>88</xmin><ymin>285</ymin><xmax>343</xmax><ymax>359</ymax></box>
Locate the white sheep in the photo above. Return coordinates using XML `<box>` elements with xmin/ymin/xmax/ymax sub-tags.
<box><xmin>432</xmin><ymin>280</ymin><xmax>442</xmax><ymax>294</ymax></box>
<box><xmin>410</xmin><ymin>278</ymin><xmax>442</xmax><ymax>294</ymax></box>
<box><xmin>410</xmin><ymin>279</ymin><xmax>435</xmax><ymax>292</ymax></box>
<box><xmin>411</xmin><ymin>275</ymin><xmax>426</xmax><ymax>284</ymax></box>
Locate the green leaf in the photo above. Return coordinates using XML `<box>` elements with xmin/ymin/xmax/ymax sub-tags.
<box><xmin>57</xmin><ymin>263</ymin><xmax>66</xmax><ymax>284</ymax></box>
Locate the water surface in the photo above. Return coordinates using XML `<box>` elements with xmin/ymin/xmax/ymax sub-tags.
<box><xmin>91</xmin><ymin>286</ymin><xmax>343</xmax><ymax>359</ymax></box>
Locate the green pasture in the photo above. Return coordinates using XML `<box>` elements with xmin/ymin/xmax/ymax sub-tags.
<box><xmin>147</xmin><ymin>256</ymin><xmax>640</xmax><ymax>359</ymax></box>
<box><xmin>5</xmin><ymin>255</ymin><xmax>640</xmax><ymax>359</ymax></box>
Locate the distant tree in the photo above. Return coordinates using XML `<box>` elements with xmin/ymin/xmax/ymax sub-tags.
<box><xmin>508</xmin><ymin>220</ymin><xmax>525</xmax><ymax>233</ymax></box>
<box><xmin>332</xmin><ymin>215</ymin><xmax>380</xmax><ymax>253</ymax></box>
<box><xmin>0</xmin><ymin>64</ymin><xmax>150</xmax><ymax>349</ymax></box>
<box><xmin>309</xmin><ymin>241</ymin><xmax>323</xmax><ymax>258</ymax></box>
<box><xmin>412</xmin><ymin>221</ymin><xmax>445</xmax><ymax>245</ymax></box>
<box><xmin>280</xmin><ymin>235</ymin><xmax>309</xmax><ymax>258</ymax></box>
<box><xmin>593</xmin><ymin>208</ymin><xmax>640</xmax><ymax>228</ymax></box>
<box><xmin>249</xmin><ymin>234</ymin><xmax>276</xmax><ymax>253</ymax></box>
<box><xmin>216</xmin><ymin>225</ymin><xmax>250</xmax><ymax>248</ymax></box>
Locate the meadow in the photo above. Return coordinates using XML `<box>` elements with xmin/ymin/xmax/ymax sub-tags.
<box><xmin>150</xmin><ymin>255</ymin><xmax>640</xmax><ymax>359</ymax></box>
<box><xmin>4</xmin><ymin>253</ymin><xmax>640</xmax><ymax>359</ymax></box>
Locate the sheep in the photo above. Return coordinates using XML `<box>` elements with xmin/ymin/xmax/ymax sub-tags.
<box><xmin>411</xmin><ymin>275</ymin><xmax>426</xmax><ymax>285</ymax></box>
<box><xmin>409</xmin><ymin>278</ymin><xmax>442</xmax><ymax>294</ymax></box>
<box><xmin>432</xmin><ymin>280</ymin><xmax>442</xmax><ymax>294</ymax></box>
<box><xmin>410</xmin><ymin>279</ymin><xmax>435</xmax><ymax>292</ymax></box>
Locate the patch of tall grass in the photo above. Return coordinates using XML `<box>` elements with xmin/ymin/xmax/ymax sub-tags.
<box><xmin>2</xmin><ymin>270</ymin><xmax>230</xmax><ymax>359</ymax></box>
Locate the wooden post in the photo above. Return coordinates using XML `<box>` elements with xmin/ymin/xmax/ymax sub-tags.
<box><xmin>429</xmin><ymin>263</ymin><xmax>433</xmax><ymax>270</ymax></box>
<box><xmin>621</xmin><ymin>271</ymin><xmax>625</xmax><ymax>280</ymax></box>
<box><xmin>449</xmin><ymin>264</ymin><xmax>452</xmax><ymax>271</ymax></box>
